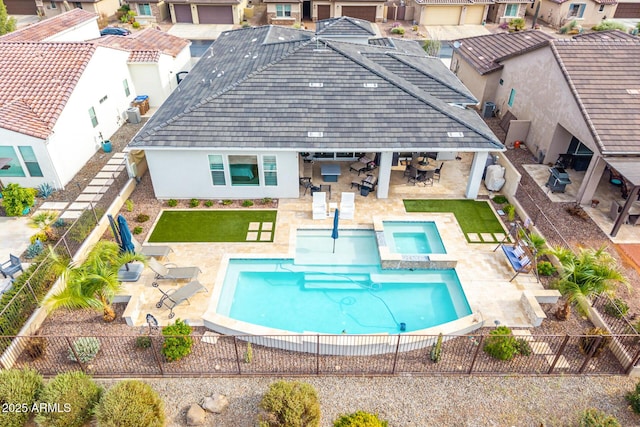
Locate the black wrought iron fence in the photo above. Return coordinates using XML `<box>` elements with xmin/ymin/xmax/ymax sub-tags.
<box><xmin>3</xmin><ymin>333</ymin><xmax>635</xmax><ymax>377</ymax></box>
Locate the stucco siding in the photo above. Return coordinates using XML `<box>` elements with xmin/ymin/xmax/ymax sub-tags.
<box><xmin>534</xmin><ymin>0</ymin><xmax>615</xmax><ymax>28</ymax></box>
<box><xmin>95</xmin><ymin>0</ymin><xmax>121</xmax><ymax>17</ymax></box>
<box><xmin>451</xmin><ymin>53</ymin><xmax>488</xmax><ymax>106</ymax></box>
<box><xmin>145</xmin><ymin>150</ymin><xmax>300</xmax><ymax>199</ymax></box>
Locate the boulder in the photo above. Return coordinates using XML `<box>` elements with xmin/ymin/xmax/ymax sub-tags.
<box><xmin>203</xmin><ymin>394</ymin><xmax>229</xmax><ymax>413</ymax></box>
<box><xmin>186</xmin><ymin>403</ymin><xmax>206</xmax><ymax>426</ymax></box>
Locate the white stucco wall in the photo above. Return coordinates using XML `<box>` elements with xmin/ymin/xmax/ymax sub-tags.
<box><xmin>0</xmin><ymin>130</ymin><xmax>57</xmax><ymax>189</ymax></box>
<box><xmin>144</xmin><ymin>149</ymin><xmax>300</xmax><ymax>199</ymax></box>
<box><xmin>43</xmin><ymin>18</ymin><xmax>101</xmax><ymax>42</ymax></box>
<box><xmin>495</xmin><ymin>48</ymin><xmax>597</xmax><ymax>163</ymax></box>
<box><xmin>47</xmin><ymin>46</ymin><xmax>134</xmax><ymax>188</ymax></box>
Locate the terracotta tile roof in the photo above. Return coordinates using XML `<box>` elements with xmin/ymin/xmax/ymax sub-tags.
<box><xmin>0</xmin><ymin>9</ymin><xmax>97</xmax><ymax>42</ymax></box>
<box><xmin>94</xmin><ymin>28</ymin><xmax>190</xmax><ymax>63</ymax></box>
<box><xmin>453</xmin><ymin>30</ymin><xmax>555</xmax><ymax>75</ymax></box>
<box><xmin>0</xmin><ymin>42</ymin><xmax>96</xmax><ymax>139</ymax></box>
<box><xmin>551</xmin><ymin>38</ymin><xmax>640</xmax><ymax>155</ymax></box>
<box><xmin>573</xmin><ymin>29</ymin><xmax>635</xmax><ymax>41</ymax></box>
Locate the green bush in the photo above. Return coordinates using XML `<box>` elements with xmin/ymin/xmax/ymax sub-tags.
<box><xmin>167</xmin><ymin>199</ymin><xmax>178</xmax><ymax>207</ymax></box>
<box><xmin>242</xmin><ymin>200</ymin><xmax>254</xmax><ymax>207</ymax></box>
<box><xmin>162</xmin><ymin>319</ymin><xmax>193</xmax><ymax>362</ymax></box>
<box><xmin>502</xmin><ymin>204</ymin><xmax>516</xmax><ymax>221</ymax></box>
<box><xmin>222</xmin><ymin>199</ymin><xmax>233</xmax><ymax>206</ymax></box>
<box><xmin>509</xmin><ymin>17</ymin><xmax>525</xmax><ymax>31</ymax></box>
<box><xmin>244</xmin><ymin>342</ymin><xmax>253</xmax><ymax>363</ymax></box>
<box><xmin>579</xmin><ymin>327</ymin><xmax>611</xmax><ymax>357</ymax></box>
<box><xmin>483</xmin><ymin>326</ymin><xmax>519</xmax><ymax>361</ymax></box>
<box><xmin>334</xmin><ymin>411</ymin><xmax>388</xmax><ymax>427</ymax></box>
<box><xmin>95</xmin><ymin>380</ymin><xmax>165</xmax><ymax>427</ymax></box>
<box><xmin>132</xmin><ymin>21</ymin><xmax>141</xmax><ymax>29</ymax></box>
<box><xmin>578</xmin><ymin>408</ymin><xmax>620</xmax><ymax>427</ymax></box>
<box><xmin>204</xmin><ymin>200</ymin><xmax>214</xmax><ymax>207</ymax></box>
<box><xmin>259</xmin><ymin>380</ymin><xmax>320</xmax><ymax>427</ymax></box>
<box><xmin>515</xmin><ymin>338</ymin><xmax>532</xmax><ymax>357</ymax></box>
<box><xmin>35</xmin><ymin>371</ymin><xmax>102</xmax><ymax>427</ymax></box>
<box><xmin>492</xmin><ymin>195</ymin><xmax>508</xmax><ymax>204</ymax></box>
<box><xmin>603</xmin><ymin>297</ymin><xmax>629</xmax><ymax>318</ymax></box>
<box><xmin>68</xmin><ymin>208</ymin><xmax>104</xmax><ymax>243</ymax></box>
<box><xmin>125</xmin><ymin>199</ymin><xmax>134</xmax><ymax>212</ymax></box>
<box><xmin>262</xmin><ymin>197</ymin><xmax>273</xmax><ymax>205</ymax></box>
<box><xmin>390</xmin><ymin>27</ymin><xmax>405</xmax><ymax>35</ymax></box>
<box><xmin>430</xmin><ymin>333</ymin><xmax>443</xmax><ymax>363</ymax></box>
<box><xmin>2</xmin><ymin>183</ymin><xmax>36</xmax><ymax>216</ymax></box>
<box><xmin>0</xmin><ymin>368</ymin><xmax>43</xmax><ymax>427</ymax></box>
<box><xmin>626</xmin><ymin>381</ymin><xmax>640</xmax><ymax>413</ymax></box>
<box><xmin>136</xmin><ymin>336</ymin><xmax>152</xmax><ymax>349</ymax></box>
<box><xmin>136</xmin><ymin>213</ymin><xmax>150</xmax><ymax>223</ymax></box>
<box><xmin>132</xmin><ymin>226</ymin><xmax>143</xmax><ymax>235</ymax></box>
<box><xmin>592</xmin><ymin>20</ymin><xmax>627</xmax><ymax>31</ymax></box>
<box><xmin>537</xmin><ymin>260</ymin><xmax>556</xmax><ymax>276</ymax></box>
<box><xmin>190</xmin><ymin>198</ymin><xmax>200</xmax><ymax>208</ymax></box>
<box><xmin>68</xmin><ymin>337</ymin><xmax>100</xmax><ymax>363</ymax></box>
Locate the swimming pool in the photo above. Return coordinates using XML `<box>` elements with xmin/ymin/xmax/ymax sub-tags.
<box><xmin>215</xmin><ymin>230</ymin><xmax>471</xmax><ymax>334</ymax></box>
<box><xmin>382</xmin><ymin>221</ymin><xmax>446</xmax><ymax>255</ymax></box>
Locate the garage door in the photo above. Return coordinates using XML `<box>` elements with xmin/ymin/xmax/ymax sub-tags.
<box><xmin>614</xmin><ymin>2</ymin><xmax>640</xmax><ymax>18</ymax></box>
<box><xmin>198</xmin><ymin>5</ymin><xmax>234</xmax><ymax>24</ymax></box>
<box><xmin>423</xmin><ymin>6</ymin><xmax>461</xmax><ymax>25</ymax></box>
<box><xmin>317</xmin><ymin>4</ymin><xmax>330</xmax><ymax>20</ymax></box>
<box><xmin>6</xmin><ymin>0</ymin><xmax>36</xmax><ymax>15</ymax></box>
<box><xmin>464</xmin><ymin>5</ymin><xmax>484</xmax><ymax>24</ymax></box>
<box><xmin>173</xmin><ymin>4</ymin><xmax>193</xmax><ymax>23</ymax></box>
<box><xmin>341</xmin><ymin>6</ymin><xmax>376</xmax><ymax>22</ymax></box>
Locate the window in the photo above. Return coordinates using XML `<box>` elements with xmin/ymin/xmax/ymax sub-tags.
<box><xmin>499</xmin><ymin>78</ymin><xmax>504</xmax><ymax>86</ymax></box>
<box><xmin>99</xmin><ymin>95</ymin><xmax>108</xmax><ymax>104</ymax></box>
<box><xmin>138</xmin><ymin>3</ymin><xmax>152</xmax><ymax>15</ymax></box>
<box><xmin>0</xmin><ymin>146</ymin><xmax>25</xmax><ymax>177</ymax></box>
<box><xmin>508</xmin><ymin>89</ymin><xmax>516</xmax><ymax>107</ymax></box>
<box><xmin>74</xmin><ymin>2</ymin><xmax>82</xmax><ymax>9</ymax></box>
<box><xmin>88</xmin><ymin>107</ymin><xmax>98</xmax><ymax>128</ymax></box>
<box><xmin>504</xmin><ymin>4</ymin><xmax>519</xmax><ymax>17</ymax></box>
<box><xmin>598</xmin><ymin>4</ymin><xmax>605</xmax><ymax>12</ymax></box>
<box><xmin>50</xmin><ymin>1</ymin><xmax>56</xmax><ymax>8</ymax></box>
<box><xmin>263</xmin><ymin>156</ymin><xmax>277</xmax><ymax>186</ymax></box>
<box><xmin>209</xmin><ymin>155</ymin><xmax>226</xmax><ymax>186</ymax></box>
<box><xmin>18</xmin><ymin>146</ymin><xmax>43</xmax><ymax>177</ymax></box>
<box><xmin>276</xmin><ymin>4</ymin><xmax>291</xmax><ymax>17</ymax></box>
<box><xmin>229</xmin><ymin>155</ymin><xmax>258</xmax><ymax>186</ymax></box>
<box><xmin>567</xmin><ymin>3</ymin><xmax>586</xmax><ymax>18</ymax></box>
<box><xmin>123</xmin><ymin>79</ymin><xmax>130</xmax><ymax>97</ymax></box>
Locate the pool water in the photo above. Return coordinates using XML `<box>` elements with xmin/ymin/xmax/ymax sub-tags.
<box><xmin>216</xmin><ymin>230</ymin><xmax>470</xmax><ymax>334</ymax></box>
<box><xmin>383</xmin><ymin>221</ymin><xmax>446</xmax><ymax>254</ymax></box>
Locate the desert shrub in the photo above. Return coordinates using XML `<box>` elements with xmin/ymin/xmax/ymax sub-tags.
<box><xmin>2</xmin><ymin>183</ymin><xmax>36</xmax><ymax>216</ymax></box>
<box><xmin>54</xmin><ymin>217</ymin><xmax>65</xmax><ymax>227</ymax></box>
<box><xmin>68</xmin><ymin>208</ymin><xmax>104</xmax><ymax>243</ymax></box>
<box><xmin>25</xmin><ymin>241</ymin><xmax>44</xmax><ymax>259</ymax></box>
<box><xmin>537</xmin><ymin>260</ymin><xmax>556</xmax><ymax>276</ymax></box>
<box><xmin>167</xmin><ymin>199</ymin><xmax>178</xmax><ymax>207</ymax></box>
<box><xmin>136</xmin><ymin>336</ymin><xmax>152</xmax><ymax>349</ymax></box>
<box><xmin>222</xmin><ymin>199</ymin><xmax>233</xmax><ymax>206</ymax></box>
<box><xmin>162</xmin><ymin>319</ymin><xmax>193</xmax><ymax>362</ymax></box>
<box><xmin>125</xmin><ymin>199</ymin><xmax>134</xmax><ymax>212</ymax></box>
<box><xmin>25</xmin><ymin>336</ymin><xmax>48</xmax><ymax>360</ymax></box>
<box><xmin>578</xmin><ymin>327</ymin><xmax>611</xmax><ymax>357</ymax></box>
<box><xmin>578</xmin><ymin>408</ymin><xmax>620</xmax><ymax>427</ymax></box>
<box><xmin>502</xmin><ymin>204</ymin><xmax>516</xmax><ymax>222</ymax></box>
<box><xmin>492</xmin><ymin>195</ymin><xmax>508</xmax><ymax>204</ymax></box>
<box><xmin>509</xmin><ymin>17</ymin><xmax>525</xmax><ymax>31</ymax></box>
<box><xmin>204</xmin><ymin>200</ymin><xmax>214</xmax><ymax>207</ymax></box>
<box><xmin>430</xmin><ymin>333</ymin><xmax>443</xmax><ymax>363</ymax></box>
<box><xmin>35</xmin><ymin>371</ymin><xmax>101</xmax><ymax>427</ymax></box>
<box><xmin>483</xmin><ymin>326</ymin><xmax>519</xmax><ymax>361</ymax></box>
<box><xmin>626</xmin><ymin>381</ymin><xmax>640</xmax><ymax>414</ymax></box>
<box><xmin>132</xmin><ymin>226</ymin><xmax>143</xmax><ymax>235</ymax></box>
<box><xmin>136</xmin><ymin>213</ymin><xmax>150</xmax><ymax>223</ymax></box>
<box><xmin>515</xmin><ymin>338</ymin><xmax>532</xmax><ymax>356</ymax></box>
<box><xmin>242</xmin><ymin>21</ymin><xmax>251</xmax><ymax>28</ymax></box>
<box><xmin>132</xmin><ymin>21</ymin><xmax>141</xmax><ymax>29</ymax></box>
<box><xmin>0</xmin><ymin>368</ymin><xmax>43</xmax><ymax>427</ymax></box>
<box><xmin>190</xmin><ymin>198</ymin><xmax>200</xmax><ymax>208</ymax></box>
<box><xmin>36</xmin><ymin>182</ymin><xmax>55</xmax><ymax>199</ymax></box>
<box><xmin>68</xmin><ymin>337</ymin><xmax>100</xmax><ymax>363</ymax></box>
<box><xmin>603</xmin><ymin>297</ymin><xmax>629</xmax><ymax>318</ymax></box>
<box><xmin>242</xmin><ymin>200</ymin><xmax>254</xmax><ymax>207</ymax></box>
<box><xmin>259</xmin><ymin>380</ymin><xmax>320</xmax><ymax>427</ymax></box>
<box><xmin>334</xmin><ymin>411</ymin><xmax>388</xmax><ymax>427</ymax></box>
<box><xmin>592</xmin><ymin>20</ymin><xmax>627</xmax><ymax>32</ymax></box>
<box><xmin>390</xmin><ymin>27</ymin><xmax>405</xmax><ymax>35</ymax></box>
<box><xmin>95</xmin><ymin>380</ymin><xmax>165</xmax><ymax>427</ymax></box>
<box><xmin>262</xmin><ymin>197</ymin><xmax>273</xmax><ymax>205</ymax></box>
<box><xmin>31</xmin><ymin>232</ymin><xmax>48</xmax><ymax>244</ymax></box>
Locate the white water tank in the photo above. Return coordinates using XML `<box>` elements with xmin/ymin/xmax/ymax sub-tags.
<box><xmin>127</xmin><ymin>107</ymin><xmax>141</xmax><ymax>124</ymax></box>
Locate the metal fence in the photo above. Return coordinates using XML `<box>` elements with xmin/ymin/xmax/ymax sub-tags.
<box><xmin>0</xmin><ymin>169</ymin><xmax>130</xmax><ymax>344</ymax></box>
<box><xmin>3</xmin><ymin>332</ymin><xmax>637</xmax><ymax>377</ymax></box>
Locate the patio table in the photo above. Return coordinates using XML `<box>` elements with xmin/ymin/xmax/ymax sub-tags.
<box><xmin>320</xmin><ymin>164</ymin><xmax>341</xmax><ymax>182</ymax></box>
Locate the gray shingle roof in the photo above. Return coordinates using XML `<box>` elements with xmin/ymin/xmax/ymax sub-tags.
<box><xmin>572</xmin><ymin>29</ymin><xmax>637</xmax><ymax>41</ymax></box>
<box><xmin>130</xmin><ymin>26</ymin><xmax>502</xmax><ymax>151</ymax></box>
<box><xmin>316</xmin><ymin>16</ymin><xmax>376</xmax><ymax>36</ymax></box>
<box><xmin>551</xmin><ymin>38</ymin><xmax>640</xmax><ymax>155</ymax></box>
<box><xmin>453</xmin><ymin>30</ymin><xmax>555</xmax><ymax>75</ymax></box>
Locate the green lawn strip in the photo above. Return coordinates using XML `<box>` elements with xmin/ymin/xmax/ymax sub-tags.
<box><xmin>148</xmin><ymin>210</ymin><xmax>277</xmax><ymax>243</ymax></box>
<box><xmin>403</xmin><ymin>199</ymin><xmax>505</xmax><ymax>243</ymax></box>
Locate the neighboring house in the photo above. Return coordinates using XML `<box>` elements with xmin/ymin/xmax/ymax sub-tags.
<box><xmin>452</xmin><ymin>30</ymin><xmax>640</xmax><ymax>233</ymax></box>
<box><xmin>1</xmin><ymin>8</ymin><xmax>100</xmax><ymax>42</ymax></box>
<box><xmin>94</xmin><ymin>28</ymin><xmax>192</xmax><ymax>107</ymax></box>
<box><xmin>527</xmin><ymin>0</ymin><xmax>617</xmax><ymax>29</ymax></box>
<box><xmin>40</xmin><ymin>0</ymin><xmax>121</xmax><ymax>19</ymax></box>
<box><xmin>5</xmin><ymin>0</ymin><xmax>37</xmax><ymax>15</ymax></box>
<box><xmin>128</xmin><ymin>25</ymin><xmax>503</xmax><ymax>201</ymax></box>
<box><xmin>412</xmin><ymin>0</ymin><xmax>492</xmax><ymax>26</ymax></box>
<box><xmin>613</xmin><ymin>0</ymin><xmax>640</xmax><ymax>18</ymax></box>
<box><xmin>315</xmin><ymin>15</ymin><xmax>376</xmax><ymax>44</ymax></box>
<box><xmin>313</xmin><ymin>0</ymin><xmax>385</xmax><ymax>22</ymax></box>
<box><xmin>167</xmin><ymin>0</ymin><xmax>248</xmax><ymax>24</ymax></box>
<box><xmin>127</xmin><ymin>0</ymin><xmax>171</xmax><ymax>23</ymax></box>
<box><xmin>486</xmin><ymin>0</ymin><xmax>531</xmax><ymax>23</ymax></box>
<box><xmin>264</xmin><ymin>0</ymin><xmax>302</xmax><ymax>25</ymax></box>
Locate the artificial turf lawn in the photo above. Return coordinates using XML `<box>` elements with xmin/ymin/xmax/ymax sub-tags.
<box><xmin>148</xmin><ymin>210</ymin><xmax>277</xmax><ymax>243</ymax></box>
<box><xmin>403</xmin><ymin>199</ymin><xmax>505</xmax><ymax>242</ymax></box>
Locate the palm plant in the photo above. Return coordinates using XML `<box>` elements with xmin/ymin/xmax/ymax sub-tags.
<box><xmin>44</xmin><ymin>241</ymin><xmax>146</xmax><ymax>322</ymax></box>
<box><xmin>29</xmin><ymin>210</ymin><xmax>59</xmax><ymax>240</ymax></box>
<box><xmin>549</xmin><ymin>245</ymin><xmax>628</xmax><ymax>320</ymax></box>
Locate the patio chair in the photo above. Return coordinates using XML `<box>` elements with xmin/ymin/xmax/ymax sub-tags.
<box><xmin>312</xmin><ymin>191</ymin><xmax>327</xmax><ymax>219</ymax></box>
<box><xmin>155</xmin><ymin>280</ymin><xmax>207</xmax><ymax>319</ymax></box>
<box><xmin>132</xmin><ymin>237</ymin><xmax>173</xmax><ymax>260</ymax></box>
<box><xmin>148</xmin><ymin>257</ymin><xmax>201</xmax><ymax>283</ymax></box>
<box><xmin>433</xmin><ymin>162</ymin><xmax>444</xmax><ymax>182</ymax></box>
<box><xmin>0</xmin><ymin>254</ymin><xmax>23</xmax><ymax>279</ymax></box>
<box><xmin>407</xmin><ymin>166</ymin><xmax>421</xmax><ymax>185</ymax></box>
<box><xmin>416</xmin><ymin>170</ymin><xmax>434</xmax><ymax>187</ymax></box>
<box><xmin>300</xmin><ymin>177</ymin><xmax>313</xmax><ymax>196</ymax></box>
<box><xmin>340</xmin><ymin>192</ymin><xmax>355</xmax><ymax>220</ymax></box>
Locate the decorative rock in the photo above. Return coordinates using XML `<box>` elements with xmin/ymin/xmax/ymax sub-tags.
<box><xmin>186</xmin><ymin>403</ymin><xmax>206</xmax><ymax>426</ymax></box>
<box><xmin>203</xmin><ymin>394</ymin><xmax>229</xmax><ymax>413</ymax></box>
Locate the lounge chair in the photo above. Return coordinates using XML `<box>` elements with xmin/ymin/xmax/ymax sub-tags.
<box><xmin>349</xmin><ymin>153</ymin><xmax>376</xmax><ymax>175</ymax></box>
<box><xmin>148</xmin><ymin>257</ymin><xmax>201</xmax><ymax>283</ymax></box>
<box><xmin>312</xmin><ymin>191</ymin><xmax>327</xmax><ymax>219</ymax></box>
<box><xmin>131</xmin><ymin>236</ymin><xmax>173</xmax><ymax>260</ymax></box>
<box><xmin>0</xmin><ymin>254</ymin><xmax>23</xmax><ymax>279</ymax></box>
<box><xmin>340</xmin><ymin>192</ymin><xmax>355</xmax><ymax>220</ymax></box>
<box><xmin>155</xmin><ymin>280</ymin><xmax>207</xmax><ymax>319</ymax></box>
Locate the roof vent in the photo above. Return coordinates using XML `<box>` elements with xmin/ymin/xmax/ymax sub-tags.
<box><xmin>309</xmin><ymin>82</ymin><xmax>324</xmax><ymax>88</ymax></box>
<box><xmin>363</xmin><ymin>83</ymin><xmax>378</xmax><ymax>88</ymax></box>
<box><xmin>627</xmin><ymin>89</ymin><xmax>640</xmax><ymax>95</ymax></box>
<box><xmin>447</xmin><ymin>131</ymin><xmax>464</xmax><ymax>138</ymax></box>
<box><xmin>308</xmin><ymin>131</ymin><xmax>324</xmax><ymax>138</ymax></box>
<box><xmin>251</xmin><ymin>38</ymin><xmax>257</xmax><ymax>42</ymax></box>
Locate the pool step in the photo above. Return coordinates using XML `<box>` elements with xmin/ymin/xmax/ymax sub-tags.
<box><xmin>302</xmin><ymin>273</ymin><xmax>370</xmax><ymax>290</ymax></box>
